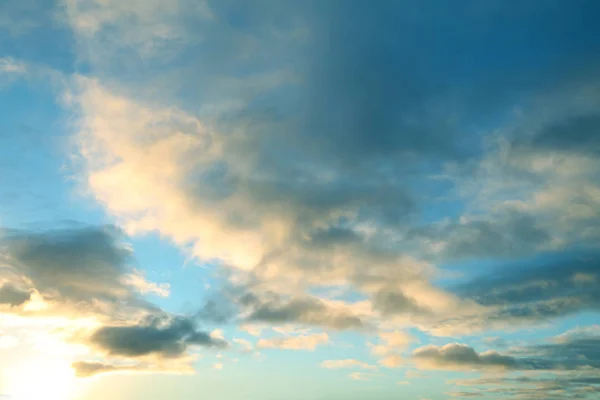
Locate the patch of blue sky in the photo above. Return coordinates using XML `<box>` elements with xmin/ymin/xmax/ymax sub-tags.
<box><xmin>0</xmin><ymin>79</ymin><xmax>106</xmax><ymax>229</ymax></box>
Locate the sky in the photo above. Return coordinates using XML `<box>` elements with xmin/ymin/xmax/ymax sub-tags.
<box><xmin>1</xmin><ymin>1</ymin><xmax>600</xmax><ymax>399</ymax></box>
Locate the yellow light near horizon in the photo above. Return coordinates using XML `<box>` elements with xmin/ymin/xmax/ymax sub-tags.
<box><xmin>4</xmin><ymin>357</ymin><xmax>79</xmax><ymax>400</ymax></box>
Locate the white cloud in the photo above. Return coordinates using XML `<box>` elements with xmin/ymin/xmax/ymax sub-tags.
<box><xmin>122</xmin><ymin>270</ymin><xmax>170</xmax><ymax>297</ymax></box>
<box><xmin>257</xmin><ymin>333</ymin><xmax>329</xmax><ymax>351</ymax></box>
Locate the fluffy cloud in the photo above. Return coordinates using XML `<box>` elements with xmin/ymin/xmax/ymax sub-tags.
<box><xmin>369</xmin><ymin>330</ymin><xmax>413</xmax><ymax>368</ymax></box>
<box><xmin>413</xmin><ymin>344</ymin><xmax>520</xmax><ymax>371</ymax></box>
<box><xmin>65</xmin><ymin>2</ymin><xmax>488</xmax><ymax>336</ymax></box>
<box><xmin>0</xmin><ymin>225</ymin><xmax>165</xmax><ymax>317</ymax></box>
<box><xmin>414</xmin><ymin>326</ymin><xmax>600</xmax><ymax>373</ymax></box>
<box><xmin>243</xmin><ymin>294</ymin><xmax>365</xmax><ymax>330</ymax></box>
<box><xmin>0</xmin><ymin>224</ymin><xmax>223</xmax><ymax>376</ymax></box>
<box><xmin>88</xmin><ymin>315</ymin><xmax>226</xmax><ymax>359</ymax></box>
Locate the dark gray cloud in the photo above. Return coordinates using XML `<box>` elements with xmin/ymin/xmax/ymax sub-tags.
<box><xmin>0</xmin><ymin>224</ymin><xmax>224</xmax><ymax>371</ymax></box>
<box><xmin>0</xmin><ymin>283</ymin><xmax>30</xmax><ymax>306</ymax></box>
<box><xmin>415</xmin><ymin>327</ymin><xmax>600</xmax><ymax>373</ymax></box>
<box><xmin>1</xmin><ymin>225</ymin><xmax>131</xmax><ymax>302</ymax></box>
<box><xmin>513</xmin><ymin>113</ymin><xmax>600</xmax><ymax>156</ymax></box>
<box><xmin>372</xmin><ymin>287</ymin><xmax>430</xmax><ymax>317</ymax></box>
<box><xmin>245</xmin><ymin>294</ymin><xmax>364</xmax><ymax>330</ymax></box>
<box><xmin>195</xmin><ymin>284</ymin><xmax>367</xmax><ymax>330</ymax></box>
<box><xmin>0</xmin><ymin>225</ymin><xmax>161</xmax><ymax>317</ymax></box>
<box><xmin>89</xmin><ymin>315</ymin><xmax>226</xmax><ymax>358</ymax></box>
<box><xmin>444</xmin><ymin>212</ymin><xmax>550</xmax><ymax>261</ymax></box>
<box><xmin>454</xmin><ymin>253</ymin><xmax>600</xmax><ymax>323</ymax></box>
<box><xmin>413</xmin><ymin>343</ymin><xmax>520</xmax><ymax>370</ymax></box>
<box><xmin>209</xmin><ymin>0</ymin><xmax>600</xmax><ymax>168</ymax></box>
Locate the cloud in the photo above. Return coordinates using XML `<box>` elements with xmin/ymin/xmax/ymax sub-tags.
<box><xmin>0</xmin><ymin>335</ymin><xmax>18</xmax><ymax>349</ymax></box>
<box><xmin>320</xmin><ymin>359</ymin><xmax>376</xmax><ymax>370</ymax></box>
<box><xmin>232</xmin><ymin>338</ymin><xmax>253</xmax><ymax>353</ymax></box>
<box><xmin>0</xmin><ymin>57</ymin><xmax>27</xmax><ymax>75</ymax></box>
<box><xmin>2</xmin><ymin>0</ymin><xmax>600</xmax><ymax>396</ymax></box>
<box><xmin>379</xmin><ymin>331</ymin><xmax>413</xmax><ymax>349</ymax></box>
<box><xmin>122</xmin><ymin>270</ymin><xmax>171</xmax><ymax>298</ymax></box>
<box><xmin>412</xmin><ymin>210</ymin><xmax>552</xmax><ymax>261</ymax></box>
<box><xmin>379</xmin><ymin>354</ymin><xmax>403</xmax><ymax>368</ymax></box>
<box><xmin>0</xmin><ymin>56</ymin><xmax>28</xmax><ymax>88</ymax></box>
<box><xmin>369</xmin><ymin>330</ymin><xmax>413</xmax><ymax>368</ymax></box>
<box><xmin>451</xmin><ymin>254</ymin><xmax>600</xmax><ymax>327</ymax></box>
<box><xmin>88</xmin><ymin>315</ymin><xmax>226</xmax><ymax>358</ymax></box>
<box><xmin>244</xmin><ymin>295</ymin><xmax>365</xmax><ymax>330</ymax></box>
<box><xmin>0</xmin><ymin>225</ymin><xmax>163</xmax><ymax>317</ymax></box>
<box><xmin>0</xmin><ymin>284</ymin><xmax>31</xmax><ymax>307</ymax></box>
<box><xmin>0</xmin><ymin>223</ymin><xmax>226</xmax><ymax>377</ymax></box>
<box><xmin>45</xmin><ymin>0</ymin><xmax>600</xmax><ymax>385</ymax></box>
<box><xmin>64</xmin><ymin>13</ymin><xmax>474</xmax><ymax>335</ymax></box>
<box><xmin>413</xmin><ymin>343</ymin><xmax>519</xmax><ymax>371</ymax></box>
<box><xmin>72</xmin><ymin>361</ymin><xmax>139</xmax><ymax>377</ymax></box>
<box><xmin>72</xmin><ymin>360</ymin><xmax>194</xmax><ymax>377</ymax></box>
<box><xmin>451</xmin><ymin>373</ymin><xmax>600</xmax><ymax>400</ymax></box>
<box><xmin>372</xmin><ymin>288</ymin><xmax>431</xmax><ymax>317</ymax></box>
<box><xmin>256</xmin><ymin>332</ymin><xmax>328</xmax><ymax>351</ymax></box>
<box><xmin>414</xmin><ymin>326</ymin><xmax>600</xmax><ymax>372</ymax></box>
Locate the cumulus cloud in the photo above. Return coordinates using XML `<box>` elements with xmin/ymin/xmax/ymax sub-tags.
<box><xmin>0</xmin><ymin>225</ymin><xmax>166</xmax><ymax>317</ymax></box>
<box><xmin>369</xmin><ymin>330</ymin><xmax>413</xmax><ymax>368</ymax></box>
<box><xmin>63</xmin><ymin>6</ymin><xmax>481</xmax><ymax>336</ymax></box>
<box><xmin>0</xmin><ymin>224</ymin><xmax>224</xmax><ymax>376</ymax></box>
<box><xmin>9</xmin><ymin>0</ymin><xmax>600</xmax><ymax>387</ymax></box>
<box><xmin>2</xmin><ymin>0</ymin><xmax>600</xmax><ymax>397</ymax></box>
<box><xmin>88</xmin><ymin>315</ymin><xmax>226</xmax><ymax>359</ymax></box>
<box><xmin>412</xmin><ymin>344</ymin><xmax>520</xmax><ymax>371</ymax></box>
<box><xmin>414</xmin><ymin>326</ymin><xmax>600</xmax><ymax>373</ymax></box>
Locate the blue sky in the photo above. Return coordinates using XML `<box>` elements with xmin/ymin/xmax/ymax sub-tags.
<box><xmin>1</xmin><ymin>1</ymin><xmax>600</xmax><ymax>399</ymax></box>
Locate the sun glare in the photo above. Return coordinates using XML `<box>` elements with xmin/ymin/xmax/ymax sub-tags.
<box><xmin>4</xmin><ymin>358</ymin><xmax>79</xmax><ymax>400</ymax></box>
